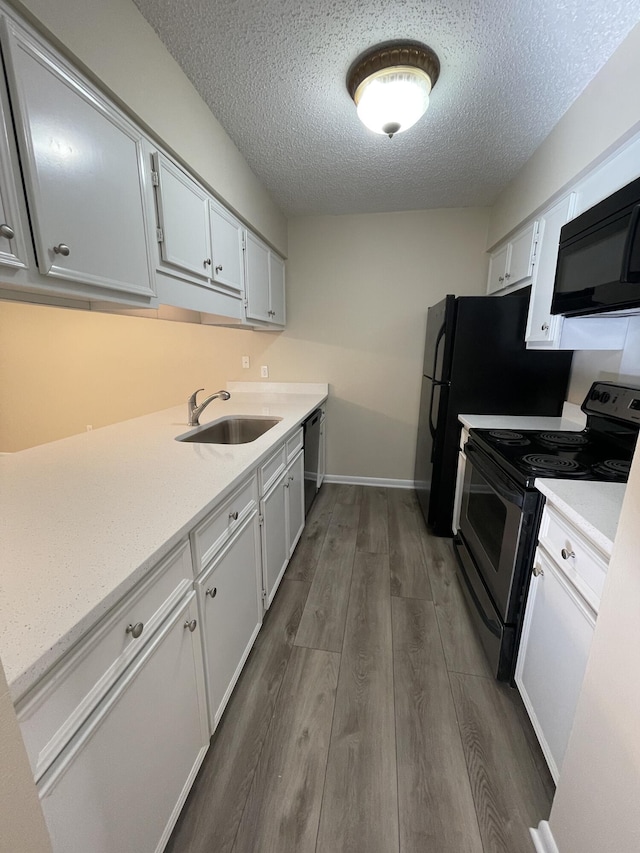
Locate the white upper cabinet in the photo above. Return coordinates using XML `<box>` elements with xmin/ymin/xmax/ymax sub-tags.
<box><xmin>209</xmin><ymin>198</ymin><xmax>244</xmax><ymax>293</ymax></box>
<box><xmin>0</xmin><ymin>68</ymin><xmax>28</xmax><ymax>271</ymax></box>
<box><xmin>1</xmin><ymin>20</ymin><xmax>154</xmax><ymax>300</ymax></box>
<box><xmin>245</xmin><ymin>231</ymin><xmax>286</xmax><ymax>326</ymax></box>
<box><xmin>153</xmin><ymin>151</ymin><xmax>210</xmax><ymax>281</ymax></box>
<box><xmin>487</xmin><ymin>221</ymin><xmax>538</xmax><ymax>294</ymax></box>
<box><xmin>526</xmin><ymin>194</ymin><xmax>576</xmax><ymax>344</ymax></box>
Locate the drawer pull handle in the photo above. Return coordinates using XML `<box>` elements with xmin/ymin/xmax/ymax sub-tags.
<box><xmin>184</xmin><ymin>619</ymin><xmax>198</xmax><ymax>633</ymax></box>
<box><xmin>206</xmin><ymin>587</ymin><xmax>217</xmax><ymax>598</ymax></box>
<box><xmin>126</xmin><ymin>622</ymin><xmax>144</xmax><ymax>638</ymax></box>
<box><xmin>561</xmin><ymin>548</ymin><xmax>575</xmax><ymax>560</ymax></box>
<box><xmin>229</xmin><ymin>510</ymin><xmax>239</xmax><ymax>521</ymax></box>
<box><xmin>0</xmin><ymin>223</ymin><xmax>15</xmax><ymax>240</ymax></box>
<box><xmin>53</xmin><ymin>243</ymin><xmax>70</xmax><ymax>256</ymax></box>
<box><xmin>532</xmin><ymin>565</ymin><xmax>544</xmax><ymax>577</ymax></box>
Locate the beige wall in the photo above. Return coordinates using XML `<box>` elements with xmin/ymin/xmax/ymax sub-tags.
<box><xmin>1</xmin><ymin>207</ymin><xmax>490</xmax><ymax>480</ymax></box>
<box><xmin>488</xmin><ymin>23</ymin><xmax>640</xmax><ymax>249</ymax></box>
<box><xmin>0</xmin><ymin>657</ymin><xmax>52</xmax><ymax>853</ymax></box>
<box><xmin>9</xmin><ymin>0</ymin><xmax>287</xmax><ymax>254</ymax></box>
<box><xmin>547</xmin><ymin>440</ymin><xmax>640</xmax><ymax>852</ymax></box>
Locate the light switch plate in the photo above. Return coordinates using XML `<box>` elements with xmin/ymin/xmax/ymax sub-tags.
<box><xmin>242</xmin><ymin>355</ymin><xmax>250</xmax><ymax>368</ymax></box>
<box><xmin>260</xmin><ymin>365</ymin><xmax>269</xmax><ymax>378</ymax></box>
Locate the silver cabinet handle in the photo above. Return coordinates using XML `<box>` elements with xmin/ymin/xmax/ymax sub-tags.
<box><xmin>504</xmin><ymin>272</ymin><xmax>511</xmax><ymax>279</ymax></box>
<box><xmin>0</xmin><ymin>223</ymin><xmax>15</xmax><ymax>240</ymax></box>
<box><xmin>541</xmin><ymin>323</ymin><xmax>549</xmax><ymax>331</ymax></box>
<box><xmin>229</xmin><ymin>510</ymin><xmax>239</xmax><ymax>521</ymax></box>
<box><xmin>532</xmin><ymin>565</ymin><xmax>544</xmax><ymax>577</ymax></box>
<box><xmin>498</xmin><ymin>276</ymin><xmax>504</xmax><ymax>282</ymax></box>
<box><xmin>215</xmin><ymin>264</ymin><xmax>223</xmax><ymax>273</ymax></box>
<box><xmin>184</xmin><ymin>619</ymin><xmax>197</xmax><ymax>632</ymax></box>
<box><xmin>53</xmin><ymin>243</ymin><xmax>70</xmax><ymax>256</ymax></box>
<box><xmin>561</xmin><ymin>548</ymin><xmax>575</xmax><ymax>560</ymax></box>
<box><xmin>126</xmin><ymin>622</ymin><xmax>144</xmax><ymax>638</ymax></box>
<box><xmin>288</xmin><ymin>475</ymin><xmax>294</xmax><ymax>481</ymax></box>
<box><xmin>204</xmin><ymin>258</ymin><xmax>211</xmax><ymax>266</ymax></box>
<box><xmin>206</xmin><ymin>587</ymin><xmax>217</xmax><ymax>598</ymax></box>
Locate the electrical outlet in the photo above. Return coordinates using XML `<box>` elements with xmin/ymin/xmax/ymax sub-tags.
<box><xmin>260</xmin><ymin>365</ymin><xmax>269</xmax><ymax>378</ymax></box>
<box><xmin>242</xmin><ymin>355</ymin><xmax>250</xmax><ymax>369</ymax></box>
<box><xmin>86</xmin><ymin>425</ymin><xmax>93</xmax><ymax>432</ymax></box>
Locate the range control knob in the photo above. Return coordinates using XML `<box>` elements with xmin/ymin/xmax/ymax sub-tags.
<box><xmin>590</xmin><ymin>389</ymin><xmax>601</xmax><ymax>401</ymax></box>
<box><xmin>600</xmin><ymin>391</ymin><xmax>611</xmax><ymax>403</ymax></box>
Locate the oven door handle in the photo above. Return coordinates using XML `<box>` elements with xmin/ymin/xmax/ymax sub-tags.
<box><xmin>465</xmin><ymin>444</ymin><xmax>524</xmax><ymax>508</ymax></box>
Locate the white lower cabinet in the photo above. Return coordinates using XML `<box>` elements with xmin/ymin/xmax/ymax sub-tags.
<box><xmin>317</xmin><ymin>410</ymin><xmax>326</xmax><ymax>488</ymax></box>
<box><xmin>195</xmin><ymin>511</ymin><xmax>262</xmax><ymax>731</ymax></box>
<box><xmin>515</xmin><ymin>500</ymin><xmax>605</xmax><ymax>782</ymax></box>
<box><xmin>260</xmin><ymin>446</ymin><xmax>304</xmax><ymax>608</ymax></box>
<box><xmin>38</xmin><ymin>592</ymin><xmax>209</xmax><ymax>853</ymax></box>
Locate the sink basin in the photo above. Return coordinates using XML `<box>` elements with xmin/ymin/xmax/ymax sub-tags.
<box><xmin>176</xmin><ymin>416</ymin><xmax>282</xmax><ymax>444</ymax></box>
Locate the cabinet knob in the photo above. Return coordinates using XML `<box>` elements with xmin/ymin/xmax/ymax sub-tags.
<box><xmin>288</xmin><ymin>475</ymin><xmax>294</xmax><ymax>481</ymax></box>
<box><xmin>532</xmin><ymin>565</ymin><xmax>544</xmax><ymax>577</ymax></box>
<box><xmin>229</xmin><ymin>510</ymin><xmax>239</xmax><ymax>521</ymax></box>
<box><xmin>0</xmin><ymin>223</ymin><xmax>15</xmax><ymax>240</ymax></box>
<box><xmin>215</xmin><ymin>264</ymin><xmax>223</xmax><ymax>273</ymax></box>
<box><xmin>184</xmin><ymin>619</ymin><xmax>198</xmax><ymax>632</ymax></box>
<box><xmin>284</xmin><ymin>482</ymin><xmax>289</xmax><ymax>489</ymax></box>
<box><xmin>53</xmin><ymin>243</ymin><xmax>70</xmax><ymax>256</ymax></box>
<box><xmin>541</xmin><ymin>323</ymin><xmax>549</xmax><ymax>331</ymax></box>
<box><xmin>126</xmin><ymin>621</ymin><xmax>144</xmax><ymax>638</ymax></box>
<box><xmin>204</xmin><ymin>258</ymin><xmax>211</xmax><ymax>266</ymax></box>
<box><xmin>498</xmin><ymin>276</ymin><xmax>504</xmax><ymax>282</ymax></box>
<box><xmin>504</xmin><ymin>272</ymin><xmax>511</xmax><ymax>279</ymax></box>
<box><xmin>206</xmin><ymin>587</ymin><xmax>217</xmax><ymax>598</ymax></box>
<box><xmin>561</xmin><ymin>548</ymin><xmax>575</xmax><ymax>560</ymax></box>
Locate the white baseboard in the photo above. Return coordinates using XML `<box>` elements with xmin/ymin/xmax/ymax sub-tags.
<box><xmin>323</xmin><ymin>474</ymin><xmax>414</xmax><ymax>490</ymax></box>
<box><xmin>530</xmin><ymin>821</ymin><xmax>559</xmax><ymax>853</ymax></box>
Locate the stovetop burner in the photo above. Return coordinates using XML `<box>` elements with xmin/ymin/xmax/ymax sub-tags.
<box><xmin>520</xmin><ymin>454</ymin><xmax>587</xmax><ymax>475</ymax></box>
<box><xmin>592</xmin><ymin>459</ymin><xmax>631</xmax><ymax>477</ymax></box>
<box><xmin>538</xmin><ymin>432</ymin><xmax>590</xmax><ymax>448</ymax></box>
<box><xmin>489</xmin><ymin>430</ymin><xmax>523</xmax><ymax>440</ymax></box>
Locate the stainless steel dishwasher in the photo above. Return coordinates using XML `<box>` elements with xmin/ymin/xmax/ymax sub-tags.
<box><xmin>303</xmin><ymin>408</ymin><xmax>322</xmax><ymax>516</ymax></box>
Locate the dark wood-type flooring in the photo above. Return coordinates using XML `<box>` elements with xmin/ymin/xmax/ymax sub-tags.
<box><xmin>166</xmin><ymin>485</ymin><xmax>554</xmax><ymax>853</ymax></box>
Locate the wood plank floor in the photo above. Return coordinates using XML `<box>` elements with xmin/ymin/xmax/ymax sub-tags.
<box><xmin>166</xmin><ymin>485</ymin><xmax>553</xmax><ymax>853</ymax></box>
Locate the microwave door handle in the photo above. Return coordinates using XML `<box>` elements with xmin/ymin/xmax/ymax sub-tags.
<box><xmin>465</xmin><ymin>445</ymin><xmax>524</xmax><ymax>508</ymax></box>
<box><xmin>621</xmin><ymin>203</ymin><xmax>640</xmax><ymax>283</ymax></box>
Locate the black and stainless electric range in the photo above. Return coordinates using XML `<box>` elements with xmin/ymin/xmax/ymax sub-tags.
<box><xmin>454</xmin><ymin>381</ymin><xmax>640</xmax><ymax>682</ymax></box>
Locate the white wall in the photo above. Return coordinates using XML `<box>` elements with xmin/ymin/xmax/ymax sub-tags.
<box><xmin>546</xmin><ymin>436</ymin><xmax>640</xmax><ymax>852</ymax></box>
<box><xmin>9</xmin><ymin>0</ymin><xmax>287</xmax><ymax>254</ymax></box>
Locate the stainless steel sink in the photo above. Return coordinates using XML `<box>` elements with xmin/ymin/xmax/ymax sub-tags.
<box><xmin>176</xmin><ymin>416</ymin><xmax>282</xmax><ymax>444</ymax></box>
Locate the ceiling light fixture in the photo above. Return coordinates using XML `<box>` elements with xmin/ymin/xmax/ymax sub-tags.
<box><xmin>347</xmin><ymin>41</ymin><xmax>440</xmax><ymax>138</ymax></box>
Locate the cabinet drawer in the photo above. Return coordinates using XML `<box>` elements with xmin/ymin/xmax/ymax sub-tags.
<box><xmin>17</xmin><ymin>541</ymin><xmax>193</xmax><ymax>780</ymax></box>
<box><xmin>538</xmin><ymin>505</ymin><xmax>608</xmax><ymax>611</ymax></box>
<box><xmin>259</xmin><ymin>444</ymin><xmax>286</xmax><ymax>494</ymax></box>
<box><xmin>191</xmin><ymin>474</ymin><xmax>258</xmax><ymax>572</ymax></box>
<box><xmin>286</xmin><ymin>427</ymin><xmax>303</xmax><ymax>462</ymax></box>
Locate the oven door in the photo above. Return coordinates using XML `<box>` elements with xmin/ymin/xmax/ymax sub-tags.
<box><xmin>458</xmin><ymin>442</ymin><xmax>525</xmax><ymax>623</ymax></box>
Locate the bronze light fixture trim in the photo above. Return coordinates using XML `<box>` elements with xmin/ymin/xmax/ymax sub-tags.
<box><xmin>347</xmin><ymin>40</ymin><xmax>440</xmax><ymax>138</ymax></box>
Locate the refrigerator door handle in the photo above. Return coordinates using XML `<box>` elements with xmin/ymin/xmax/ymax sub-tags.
<box><xmin>428</xmin><ymin>379</ymin><xmax>449</xmax><ymax>445</ymax></box>
<box><xmin>430</xmin><ymin>323</ymin><xmax>446</xmax><ymax>382</ymax></box>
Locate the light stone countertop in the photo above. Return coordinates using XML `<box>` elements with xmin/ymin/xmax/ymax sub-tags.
<box><xmin>534</xmin><ymin>479</ymin><xmax>626</xmax><ymax>557</ymax></box>
<box><xmin>0</xmin><ymin>383</ymin><xmax>327</xmax><ymax>701</ymax></box>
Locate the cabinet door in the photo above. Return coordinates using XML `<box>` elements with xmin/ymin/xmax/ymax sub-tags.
<box><xmin>269</xmin><ymin>252</ymin><xmax>286</xmax><ymax>324</ymax></box>
<box><xmin>0</xmin><ymin>74</ymin><xmax>28</xmax><ymax>270</ymax></box>
<box><xmin>244</xmin><ymin>231</ymin><xmax>270</xmax><ymax>322</ymax></box>
<box><xmin>515</xmin><ymin>550</ymin><xmax>596</xmax><ymax>782</ymax></box>
<box><xmin>525</xmin><ymin>195</ymin><xmax>575</xmax><ymax>344</ymax></box>
<box><xmin>261</xmin><ymin>472</ymin><xmax>289</xmax><ymax>609</ymax></box>
<box><xmin>2</xmin><ymin>23</ymin><xmax>154</xmax><ymax>299</ymax></box>
<box><xmin>487</xmin><ymin>244</ymin><xmax>509</xmax><ymax>293</ymax></box>
<box><xmin>197</xmin><ymin>513</ymin><xmax>262</xmax><ymax>729</ymax></box>
<box><xmin>38</xmin><ymin>593</ymin><xmax>209</xmax><ymax>853</ymax></box>
<box><xmin>209</xmin><ymin>199</ymin><xmax>244</xmax><ymax>292</ymax></box>
<box><xmin>286</xmin><ymin>450</ymin><xmax>305</xmax><ymax>557</ymax></box>
<box><xmin>507</xmin><ymin>221</ymin><xmax>538</xmax><ymax>287</ymax></box>
<box><xmin>154</xmin><ymin>152</ymin><xmax>211</xmax><ymax>281</ymax></box>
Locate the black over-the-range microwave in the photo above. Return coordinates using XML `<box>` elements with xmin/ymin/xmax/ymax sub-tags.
<box><xmin>551</xmin><ymin>174</ymin><xmax>640</xmax><ymax>316</ymax></box>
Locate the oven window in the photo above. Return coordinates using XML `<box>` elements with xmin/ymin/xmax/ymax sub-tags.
<box><xmin>466</xmin><ymin>465</ymin><xmax>506</xmax><ymax>572</ymax></box>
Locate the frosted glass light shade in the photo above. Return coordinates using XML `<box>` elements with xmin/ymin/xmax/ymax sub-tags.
<box><xmin>354</xmin><ymin>67</ymin><xmax>432</xmax><ymax>136</ymax></box>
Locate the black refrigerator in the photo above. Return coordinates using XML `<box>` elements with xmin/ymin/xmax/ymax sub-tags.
<box><xmin>415</xmin><ymin>294</ymin><xmax>573</xmax><ymax>536</ymax></box>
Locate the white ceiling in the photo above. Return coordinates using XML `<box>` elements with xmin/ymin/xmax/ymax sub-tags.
<box><xmin>131</xmin><ymin>0</ymin><xmax>640</xmax><ymax>217</ymax></box>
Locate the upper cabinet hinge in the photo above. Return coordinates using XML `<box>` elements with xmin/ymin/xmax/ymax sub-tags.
<box><xmin>241</xmin><ymin>232</ymin><xmax>246</xmax><ymax>252</ymax></box>
<box><xmin>258</xmin><ymin>514</ymin><xmax>264</xmax><ymax>525</ymax></box>
<box><xmin>156</xmin><ymin>227</ymin><xmax>164</xmax><ymax>243</ymax></box>
<box><xmin>151</xmin><ymin>170</ymin><xmax>159</xmax><ymax>187</ymax></box>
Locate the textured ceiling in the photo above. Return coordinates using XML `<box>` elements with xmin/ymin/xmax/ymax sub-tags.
<box><xmin>131</xmin><ymin>0</ymin><xmax>640</xmax><ymax>216</ymax></box>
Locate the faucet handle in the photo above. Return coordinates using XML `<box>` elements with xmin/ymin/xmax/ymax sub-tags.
<box><xmin>188</xmin><ymin>388</ymin><xmax>205</xmax><ymax>406</ymax></box>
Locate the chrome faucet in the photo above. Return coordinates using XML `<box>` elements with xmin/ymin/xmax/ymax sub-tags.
<box><xmin>187</xmin><ymin>388</ymin><xmax>231</xmax><ymax>426</ymax></box>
